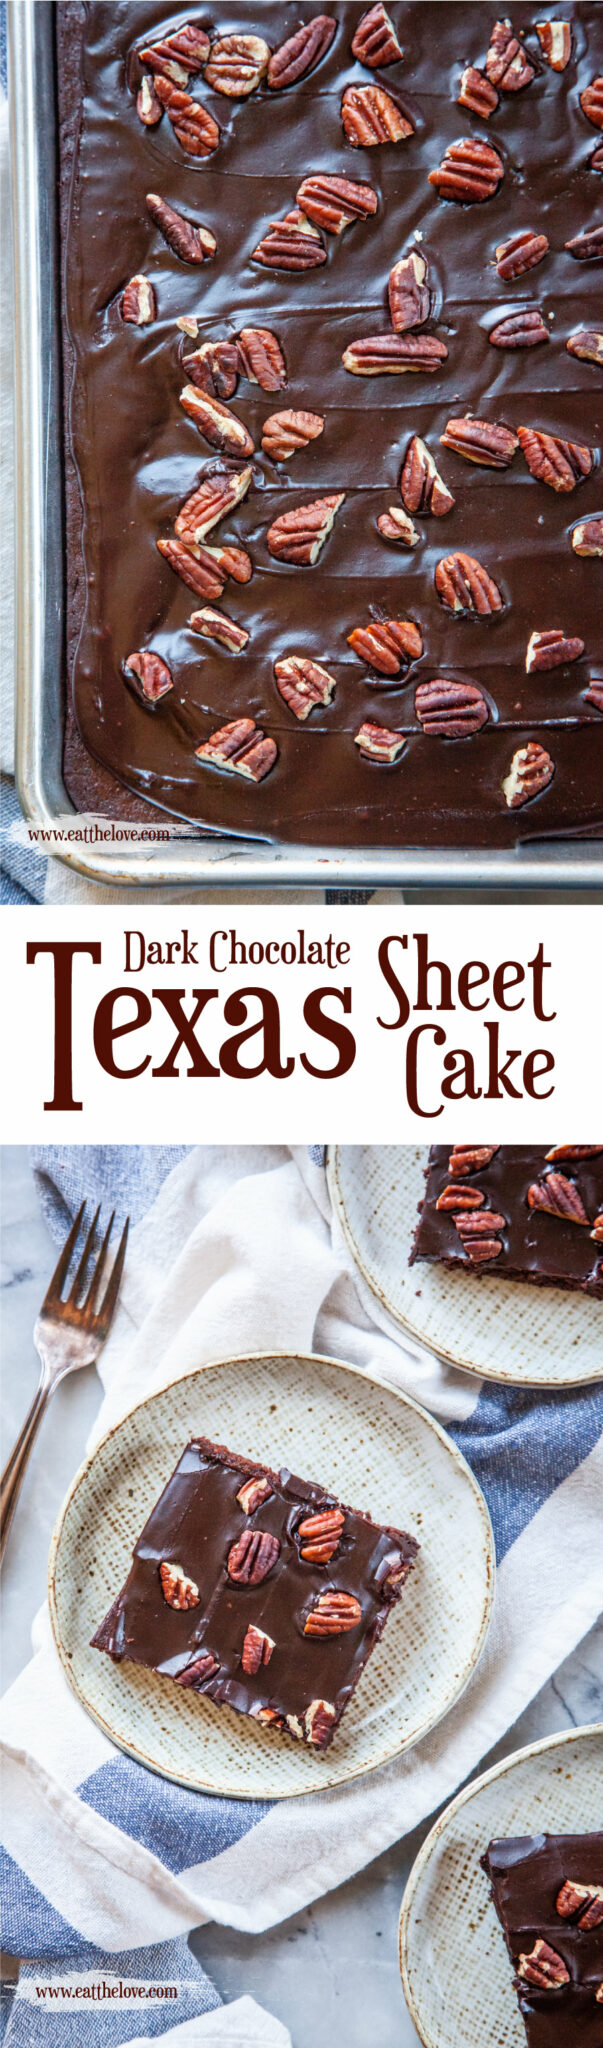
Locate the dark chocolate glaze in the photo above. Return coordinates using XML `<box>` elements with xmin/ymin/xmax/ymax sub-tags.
<box><xmin>409</xmin><ymin>1145</ymin><xmax>603</xmax><ymax>1296</ymax></box>
<box><xmin>483</xmin><ymin>1834</ymin><xmax>603</xmax><ymax>2048</ymax></box>
<box><xmin>92</xmin><ymin>1436</ymin><xmax>419</xmax><ymax>1746</ymax></box>
<box><xmin>58</xmin><ymin>3</ymin><xmax>603</xmax><ymax>848</ymax></box>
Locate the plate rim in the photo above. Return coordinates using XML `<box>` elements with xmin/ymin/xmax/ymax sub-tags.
<box><xmin>47</xmin><ymin>1348</ymin><xmax>495</xmax><ymax>1801</ymax></box>
<box><xmin>327</xmin><ymin>1145</ymin><xmax>603</xmax><ymax>1389</ymax></box>
<box><xmin>398</xmin><ymin>1719</ymin><xmax>603</xmax><ymax>2048</ymax></box>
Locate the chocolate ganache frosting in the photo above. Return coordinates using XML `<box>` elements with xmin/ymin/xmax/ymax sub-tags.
<box><xmin>57</xmin><ymin>3</ymin><xmax>603</xmax><ymax>847</ymax></box>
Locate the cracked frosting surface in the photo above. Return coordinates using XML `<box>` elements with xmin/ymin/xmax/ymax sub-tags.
<box><xmin>59</xmin><ymin>2</ymin><xmax>603</xmax><ymax>846</ymax></box>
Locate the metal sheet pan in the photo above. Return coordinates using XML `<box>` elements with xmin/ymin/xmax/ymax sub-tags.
<box><xmin>9</xmin><ymin>1</ymin><xmax>603</xmax><ymax>891</ymax></box>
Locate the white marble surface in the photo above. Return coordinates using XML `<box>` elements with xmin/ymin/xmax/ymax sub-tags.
<box><xmin>1</xmin><ymin>1144</ymin><xmax>602</xmax><ymax>2048</ymax></box>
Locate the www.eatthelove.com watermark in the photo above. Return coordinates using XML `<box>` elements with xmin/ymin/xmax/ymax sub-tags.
<box><xmin>21</xmin><ymin>1974</ymin><xmax>180</xmax><ymax>2004</ymax></box>
<box><xmin>9</xmin><ymin>813</ymin><xmax>202</xmax><ymax>850</ymax></box>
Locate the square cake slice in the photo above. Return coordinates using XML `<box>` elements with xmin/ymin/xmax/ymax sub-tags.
<box><xmin>482</xmin><ymin>1834</ymin><xmax>603</xmax><ymax>2047</ymax></box>
<box><xmin>92</xmin><ymin>1437</ymin><xmax>419</xmax><ymax>1750</ymax></box>
<box><xmin>409</xmin><ymin>1146</ymin><xmax>603</xmax><ymax>1299</ymax></box>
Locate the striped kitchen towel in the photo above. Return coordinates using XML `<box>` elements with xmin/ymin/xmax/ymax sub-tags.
<box><xmin>1</xmin><ymin>1145</ymin><xmax>602</xmax><ymax>2043</ymax></box>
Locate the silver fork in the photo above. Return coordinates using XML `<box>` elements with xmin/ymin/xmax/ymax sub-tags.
<box><xmin>0</xmin><ymin>1203</ymin><xmax>129</xmax><ymax>1562</ymax></box>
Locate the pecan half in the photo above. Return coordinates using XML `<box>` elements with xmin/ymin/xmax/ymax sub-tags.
<box><xmin>341</xmin><ymin>84</ymin><xmax>413</xmax><ymax>145</ymax></box>
<box><xmin>489</xmin><ymin>308</ymin><xmax>550</xmax><ymax>348</ymax></box>
<box><xmin>251</xmin><ymin>211</ymin><xmax>327</xmax><ymax>271</ymax></box>
<box><xmin>354</xmin><ymin>721</ymin><xmax>406</xmax><ymax>762</ymax></box>
<box><xmin>374</xmin><ymin>1549</ymin><xmax>411</xmax><ymax>1596</ymax></box>
<box><xmin>348</xmin><ymin>618</ymin><xmax>422</xmax><ymax>674</ymax></box>
<box><xmin>204</xmin><ymin>34</ymin><xmax>270</xmax><ymax>97</ymax></box>
<box><xmin>159</xmin><ymin>1560</ymin><xmax>200</xmax><ymax>1609</ymax></box>
<box><xmin>572</xmin><ymin>516</ymin><xmax>603</xmax><ymax>555</ymax></box>
<box><xmin>196</xmin><ymin>719</ymin><xmax>277</xmax><ymax>784</ymax></box>
<box><xmin>138</xmin><ymin>25</ymin><xmax>210</xmax><ymax>78</ymax></box>
<box><xmin>261</xmin><ymin>409</ymin><xmax>324</xmax><ymax>460</ymax></box>
<box><xmin>458</xmin><ymin>66</ymin><xmax>499</xmax><ymax>118</ymax></box>
<box><xmin>207</xmin><ymin>542</ymin><xmax>253</xmax><ymax>585</ymax></box>
<box><xmin>495</xmin><ymin>229</ymin><xmax>549</xmax><ymax>279</ymax></box>
<box><xmin>146</xmin><ymin>193</ymin><xmax>215</xmax><ymax>264</ymax></box>
<box><xmin>189</xmin><ymin>607</ymin><xmax>249</xmax><ymax>651</ymax></box>
<box><xmin>153</xmin><ymin>75</ymin><xmax>221</xmax><ymax>157</ymax></box>
<box><xmin>566</xmin><ymin>329</ymin><xmax>603</xmax><ymax>364</ymax></box>
<box><xmin>436</xmin><ymin>1184</ymin><xmax>486</xmax><ymax>1210</ymax></box>
<box><xmin>174</xmin><ymin>466</ymin><xmax>253</xmax><ymax>543</ymax></box>
<box><xmin>400</xmin><ymin>436</ymin><xmax>454</xmax><ymax>514</ymax></box>
<box><xmin>227</xmin><ymin>1528</ymin><xmax>281</xmax><ymax>1583</ymax></box>
<box><xmin>449</xmin><ymin>1145</ymin><xmax>499</xmax><ymax>1175</ymax></box>
<box><xmin>428</xmin><ymin>137</ymin><xmax>504</xmax><ymax>202</ymax></box>
<box><xmin>526</xmin><ymin>628</ymin><xmax>584</xmax><ymax>670</ymax></box>
<box><xmin>296</xmin><ymin>173</ymin><xmax>377</xmax><ymax>234</ymax></box>
<box><xmin>122</xmin><ymin>649</ymin><xmax>174</xmax><ymax>703</ymax></box>
<box><xmin>580</xmin><ymin>78</ymin><xmax>603</xmax><ymax>129</ymax></box>
<box><xmin>527</xmin><ymin>1172</ymin><xmax>589</xmax><ymax>1224</ymax></box>
<box><xmin>237</xmin><ymin>327</ymin><xmax>287</xmax><ymax>390</ymax></box>
<box><xmin>304</xmin><ymin>1699</ymin><xmax>337</xmax><ymax>1747</ymax></box>
<box><xmin>546</xmin><ymin>1146</ymin><xmax>603</xmax><ymax>1161</ymax></box>
<box><xmin>536</xmin><ymin>20</ymin><xmax>571</xmax><ymax>69</ymax></box>
<box><xmin>267</xmin><ymin>494</ymin><xmax>344</xmax><ymax>564</ymax></box>
<box><xmin>591</xmin><ymin>1213</ymin><xmax>603</xmax><ymax>1244</ymax></box>
<box><xmin>121</xmin><ymin>274</ymin><xmax>156</xmax><ymax>325</ymax></box>
<box><xmin>241</xmin><ymin>1624</ymin><xmax>275</xmax><ymax>1674</ymax></box>
<box><xmin>158</xmin><ymin>535</ymin><xmax>225</xmax><ymax>601</ymax></box>
<box><xmin>297</xmin><ymin>1507</ymin><xmax>345</xmax><ymax>1564</ymax></box>
<box><xmin>304</xmin><ymin>1591</ymin><xmax>362</xmax><ymax>1636</ymax></box>
<box><xmin>137</xmin><ymin>76</ymin><xmax>163</xmax><ymax>125</ymax></box>
<box><xmin>566</xmin><ymin>226</ymin><xmax>603</xmax><ymax>261</ymax></box>
<box><xmin>342</xmin><ymin>333</ymin><xmax>448</xmax><ymax>373</ymax></box>
<box><xmin>175</xmin><ymin>1651</ymin><xmax>219</xmax><ymax>1689</ymax></box>
<box><xmin>517</xmin><ymin>1942</ymin><xmax>570</xmax><ymax>1990</ymax></box>
<box><xmin>503</xmin><ymin>741</ymin><xmax>555</xmax><ymax>807</ymax></box>
<box><xmin>183</xmin><ymin>341</ymin><xmax>240</xmax><ymax>399</ymax></box>
<box><xmin>388</xmin><ymin>251</ymin><xmax>431</xmax><ymax>332</ymax></box>
<box><xmin>453</xmin><ymin>1210</ymin><xmax>505</xmax><ymax>1262</ymax></box>
<box><xmin>274</xmin><ymin>656</ymin><xmax>336</xmax><ymax>719</ymax></box>
<box><xmin>556</xmin><ymin>1880</ymin><xmax>603</xmax><ymax>1927</ymax></box>
<box><xmin>485</xmin><ymin>19</ymin><xmax>535</xmax><ymax>90</ymax></box>
<box><xmin>179</xmin><ymin>385</ymin><xmax>255</xmax><ymax>457</ymax></box>
<box><xmin>440</xmin><ymin>416</ymin><xmax>518</xmax><ymax>468</ymax></box>
<box><xmin>517</xmin><ymin>426</ymin><xmax>594</xmax><ymax>491</ymax></box>
<box><xmin>435</xmin><ymin>552</ymin><xmax>503</xmax><ymax>615</ymax></box>
<box><xmin>351</xmin><ymin>5</ymin><xmax>404</xmax><ymax>68</ymax></box>
<box><xmin>236</xmin><ymin>1476</ymin><xmax>274</xmax><ymax>1513</ymax></box>
<box><xmin>377</xmin><ymin>506</ymin><xmax>421</xmax><ymax>546</ymax></box>
<box><xmin>585</xmin><ymin>678</ymin><xmax>603</xmax><ymax>711</ymax></box>
<box><xmin>415</xmin><ymin>677</ymin><xmax>488</xmax><ymax>736</ymax></box>
<box><xmin>267</xmin><ymin>16</ymin><xmax>336</xmax><ymax>90</ymax></box>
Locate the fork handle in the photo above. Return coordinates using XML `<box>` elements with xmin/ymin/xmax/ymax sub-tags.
<box><xmin>0</xmin><ymin>1374</ymin><xmax>51</xmax><ymax>1564</ymax></box>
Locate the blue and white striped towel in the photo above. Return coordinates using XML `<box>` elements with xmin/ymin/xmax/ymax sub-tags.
<box><xmin>2</xmin><ymin>1146</ymin><xmax>602</xmax><ymax>2045</ymax></box>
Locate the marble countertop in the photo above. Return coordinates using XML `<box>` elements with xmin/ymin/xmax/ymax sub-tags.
<box><xmin>1</xmin><ymin>1143</ymin><xmax>602</xmax><ymax>2048</ymax></box>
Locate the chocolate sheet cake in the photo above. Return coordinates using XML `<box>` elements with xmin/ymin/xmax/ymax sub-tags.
<box><xmin>57</xmin><ymin>4</ymin><xmax>603</xmax><ymax>846</ymax></box>
<box><xmin>92</xmin><ymin>1435</ymin><xmax>419</xmax><ymax>1748</ymax></box>
<box><xmin>409</xmin><ymin>1143</ymin><xmax>603</xmax><ymax>1296</ymax></box>
<box><xmin>482</xmin><ymin>1834</ymin><xmax>603</xmax><ymax>2046</ymax></box>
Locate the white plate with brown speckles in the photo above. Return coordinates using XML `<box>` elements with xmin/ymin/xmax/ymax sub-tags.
<box><xmin>48</xmin><ymin>1350</ymin><xmax>494</xmax><ymax>1801</ymax></box>
<box><xmin>327</xmin><ymin>1147</ymin><xmax>603</xmax><ymax>1387</ymax></box>
<box><xmin>399</xmin><ymin>1722</ymin><xmax>603</xmax><ymax>2048</ymax></box>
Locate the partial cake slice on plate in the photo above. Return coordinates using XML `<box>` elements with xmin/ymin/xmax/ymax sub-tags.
<box><xmin>482</xmin><ymin>1833</ymin><xmax>603</xmax><ymax>2046</ymax></box>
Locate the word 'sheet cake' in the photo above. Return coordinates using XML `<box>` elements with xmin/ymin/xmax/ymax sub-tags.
<box><xmin>410</xmin><ymin>1145</ymin><xmax>603</xmax><ymax>1298</ymax></box>
<box><xmin>57</xmin><ymin>4</ymin><xmax>603</xmax><ymax>848</ymax></box>
<box><xmin>92</xmin><ymin>1437</ymin><xmax>419</xmax><ymax>1749</ymax></box>
<box><xmin>482</xmin><ymin>1833</ymin><xmax>603</xmax><ymax>2047</ymax></box>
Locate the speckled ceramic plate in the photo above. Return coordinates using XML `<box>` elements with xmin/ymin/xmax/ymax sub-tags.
<box><xmin>399</xmin><ymin>1722</ymin><xmax>603</xmax><ymax>2048</ymax></box>
<box><xmin>327</xmin><ymin>1147</ymin><xmax>602</xmax><ymax>1387</ymax></box>
<box><xmin>48</xmin><ymin>1351</ymin><xmax>494</xmax><ymax>1800</ymax></box>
